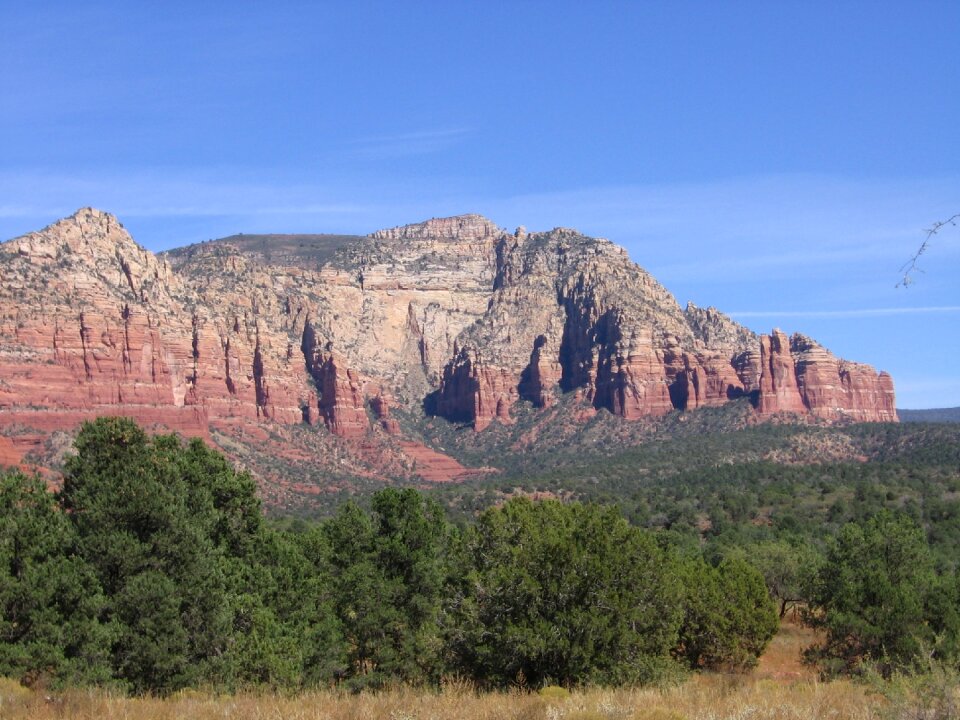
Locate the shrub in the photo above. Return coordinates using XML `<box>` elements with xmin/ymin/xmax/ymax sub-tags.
<box><xmin>804</xmin><ymin>511</ymin><xmax>960</xmax><ymax>676</ymax></box>
<box><xmin>447</xmin><ymin>498</ymin><xmax>685</xmax><ymax>687</ymax></box>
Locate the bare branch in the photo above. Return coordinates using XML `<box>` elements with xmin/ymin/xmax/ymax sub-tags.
<box><xmin>897</xmin><ymin>213</ymin><xmax>959</xmax><ymax>288</ymax></box>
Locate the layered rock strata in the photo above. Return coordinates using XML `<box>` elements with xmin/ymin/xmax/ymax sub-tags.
<box><xmin>0</xmin><ymin>208</ymin><xmax>897</xmax><ymax>482</ymax></box>
<box><xmin>757</xmin><ymin>333</ymin><xmax>897</xmax><ymax>422</ymax></box>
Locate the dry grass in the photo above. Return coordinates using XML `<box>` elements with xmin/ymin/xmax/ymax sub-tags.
<box><xmin>0</xmin><ymin>674</ymin><xmax>887</xmax><ymax>720</ymax></box>
<box><xmin>0</xmin><ymin>620</ymin><xmax>891</xmax><ymax>720</ymax></box>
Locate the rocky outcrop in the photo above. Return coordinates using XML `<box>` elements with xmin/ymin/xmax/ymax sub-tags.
<box><xmin>790</xmin><ymin>334</ymin><xmax>897</xmax><ymax>422</ymax></box>
<box><xmin>371</xmin><ymin>214</ymin><xmax>503</xmax><ymax>244</ymax></box>
<box><xmin>685</xmin><ymin>303</ymin><xmax>758</xmax><ymax>353</ymax></box>
<box><xmin>733</xmin><ymin>349</ymin><xmax>764</xmax><ymax>394</ymax></box>
<box><xmin>755</xmin><ymin>331</ymin><xmax>897</xmax><ymax>421</ymax></box>
<box><xmin>432</xmin><ymin>228</ymin><xmax>895</xmax><ymax>430</ymax></box>
<box><xmin>0</xmin><ymin>209</ymin><xmax>322</xmax><ymax>440</ymax></box>
<box><xmin>590</xmin><ymin>324</ymin><xmax>676</xmax><ymax>419</ymax></box>
<box><xmin>436</xmin><ymin>227</ymin><xmax>699</xmax><ymax>428</ymax></box>
<box><xmin>301</xmin><ymin>321</ymin><xmax>369</xmax><ymax>438</ymax></box>
<box><xmin>756</xmin><ymin>330</ymin><xmax>808</xmax><ymax>415</ymax></box>
<box><xmin>434</xmin><ymin>229</ymin><xmax>771</xmax><ymax>429</ymax></box>
<box><xmin>370</xmin><ymin>394</ymin><xmax>400</xmax><ymax>434</ymax></box>
<box><xmin>518</xmin><ymin>334</ymin><xmax>563</xmax><ymax>408</ymax></box>
<box><xmin>436</xmin><ymin>349</ymin><xmax>517</xmax><ymax>432</ymax></box>
<box><xmin>0</xmin><ymin>210</ymin><xmax>208</xmax><ymax>439</ymax></box>
<box><xmin>677</xmin><ymin>351</ymin><xmax>749</xmax><ymax>410</ymax></box>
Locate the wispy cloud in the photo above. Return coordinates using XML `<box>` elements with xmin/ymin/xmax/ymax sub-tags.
<box><xmin>0</xmin><ymin>204</ymin><xmax>57</xmax><ymax>218</ymax></box>
<box><xmin>729</xmin><ymin>306</ymin><xmax>960</xmax><ymax>319</ymax></box>
<box><xmin>348</xmin><ymin>128</ymin><xmax>471</xmax><ymax>159</ymax></box>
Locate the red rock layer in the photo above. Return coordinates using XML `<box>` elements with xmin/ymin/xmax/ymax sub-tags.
<box><xmin>441</xmin><ymin>322</ymin><xmax>899</xmax><ymax>430</ymax></box>
<box><xmin>733</xmin><ymin>350</ymin><xmax>763</xmax><ymax>394</ymax></box>
<box><xmin>397</xmin><ymin>441</ymin><xmax>472</xmax><ymax>482</ymax></box>
<box><xmin>756</xmin><ymin>330</ymin><xmax>808</xmax><ymax>415</ymax></box>
<box><xmin>839</xmin><ymin>367</ymin><xmax>897</xmax><ymax>422</ymax></box>
<box><xmin>0</xmin><ymin>308</ymin><xmax>211</xmax><ymax>439</ymax></box>
<box><xmin>755</xmin><ymin>331</ymin><xmax>897</xmax><ymax>421</ymax></box>
<box><xmin>436</xmin><ymin>350</ymin><xmax>517</xmax><ymax>432</ymax></box>
<box><xmin>0</xmin><ymin>436</ymin><xmax>23</xmax><ymax>468</ymax></box>
<box><xmin>791</xmin><ymin>336</ymin><xmax>897</xmax><ymax>421</ymax></box>
<box><xmin>679</xmin><ymin>351</ymin><xmax>747</xmax><ymax>410</ymax></box>
<box><xmin>592</xmin><ymin>327</ymin><xmax>675</xmax><ymax>419</ymax></box>
<box><xmin>301</xmin><ymin>324</ymin><xmax>370</xmax><ymax>438</ymax></box>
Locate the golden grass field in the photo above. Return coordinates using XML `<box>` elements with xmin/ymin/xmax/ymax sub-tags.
<box><xmin>0</xmin><ymin>676</ymin><xmax>890</xmax><ymax>720</ymax></box>
<box><xmin>0</xmin><ymin>621</ymin><xmax>897</xmax><ymax>720</ymax></box>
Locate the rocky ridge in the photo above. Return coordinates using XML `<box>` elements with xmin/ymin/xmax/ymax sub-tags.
<box><xmin>0</xmin><ymin>209</ymin><xmax>897</xmax><ymax>502</ymax></box>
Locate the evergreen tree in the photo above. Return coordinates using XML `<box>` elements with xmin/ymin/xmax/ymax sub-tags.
<box><xmin>448</xmin><ymin>498</ymin><xmax>685</xmax><ymax>687</ymax></box>
<box><xmin>806</xmin><ymin>511</ymin><xmax>959</xmax><ymax>676</ymax></box>
<box><xmin>57</xmin><ymin>419</ymin><xmax>233</xmax><ymax>692</ymax></box>
<box><xmin>0</xmin><ymin>471</ymin><xmax>112</xmax><ymax>686</ymax></box>
<box><xmin>676</xmin><ymin>556</ymin><xmax>779</xmax><ymax>670</ymax></box>
<box><xmin>322</xmin><ymin>489</ymin><xmax>448</xmax><ymax>688</ymax></box>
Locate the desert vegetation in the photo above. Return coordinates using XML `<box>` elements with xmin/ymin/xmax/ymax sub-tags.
<box><xmin>0</xmin><ymin>674</ymin><xmax>897</xmax><ymax>720</ymax></box>
<box><xmin>1</xmin><ymin>417</ymin><xmax>959</xmax><ymax>718</ymax></box>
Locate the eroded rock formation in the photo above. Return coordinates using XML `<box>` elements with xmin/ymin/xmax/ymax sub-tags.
<box><xmin>0</xmin><ymin>208</ymin><xmax>897</xmax><ymax>483</ymax></box>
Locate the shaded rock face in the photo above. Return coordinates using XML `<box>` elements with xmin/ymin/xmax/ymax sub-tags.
<box><xmin>301</xmin><ymin>322</ymin><xmax>369</xmax><ymax>438</ymax></box>
<box><xmin>435</xmin><ymin>349</ymin><xmax>517</xmax><ymax>432</ymax></box>
<box><xmin>435</xmin><ymin>228</ymin><xmax>694</xmax><ymax>425</ymax></box>
<box><xmin>0</xmin><ymin>208</ymin><xmax>897</xmax><ymax>477</ymax></box>
<box><xmin>677</xmin><ymin>351</ymin><xmax>749</xmax><ymax>411</ymax></box>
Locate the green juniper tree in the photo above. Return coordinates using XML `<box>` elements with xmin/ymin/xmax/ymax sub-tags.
<box><xmin>805</xmin><ymin>511</ymin><xmax>960</xmax><ymax>676</ymax></box>
<box><xmin>675</xmin><ymin>556</ymin><xmax>779</xmax><ymax>671</ymax></box>
<box><xmin>0</xmin><ymin>471</ymin><xmax>112</xmax><ymax>687</ymax></box>
<box><xmin>54</xmin><ymin>417</ymin><xmax>345</xmax><ymax>693</ymax></box>
<box><xmin>322</xmin><ymin>489</ymin><xmax>448</xmax><ymax>689</ymax></box>
<box><xmin>447</xmin><ymin>498</ymin><xmax>686</xmax><ymax>687</ymax></box>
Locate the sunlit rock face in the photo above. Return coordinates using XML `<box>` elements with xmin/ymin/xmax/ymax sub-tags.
<box><xmin>0</xmin><ymin>208</ymin><xmax>897</xmax><ymax>478</ymax></box>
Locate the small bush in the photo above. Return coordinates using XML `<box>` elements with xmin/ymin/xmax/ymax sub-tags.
<box><xmin>538</xmin><ymin>685</ymin><xmax>570</xmax><ymax>701</ymax></box>
<box><xmin>870</xmin><ymin>658</ymin><xmax>960</xmax><ymax>720</ymax></box>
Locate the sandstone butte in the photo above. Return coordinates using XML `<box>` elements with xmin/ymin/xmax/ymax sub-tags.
<box><xmin>0</xmin><ymin>208</ymin><xmax>897</xmax><ymax>483</ymax></box>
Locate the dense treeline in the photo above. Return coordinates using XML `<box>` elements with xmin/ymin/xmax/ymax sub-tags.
<box><xmin>428</xmin><ymin>424</ymin><xmax>960</xmax><ymax>571</ymax></box>
<box><xmin>0</xmin><ymin>418</ymin><xmax>778</xmax><ymax>694</ymax></box>
<box><xmin>1</xmin><ymin>418</ymin><xmax>958</xmax><ymax>694</ymax></box>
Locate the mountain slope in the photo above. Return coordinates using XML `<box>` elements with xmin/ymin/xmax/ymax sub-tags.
<box><xmin>0</xmin><ymin>208</ymin><xmax>897</xmax><ymax>509</ymax></box>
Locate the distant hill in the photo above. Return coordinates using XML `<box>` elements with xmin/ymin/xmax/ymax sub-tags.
<box><xmin>898</xmin><ymin>407</ymin><xmax>960</xmax><ymax>423</ymax></box>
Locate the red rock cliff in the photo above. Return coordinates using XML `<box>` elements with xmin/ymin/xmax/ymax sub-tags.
<box><xmin>0</xmin><ymin>209</ymin><xmax>897</xmax><ymax>481</ymax></box>
<box><xmin>755</xmin><ymin>331</ymin><xmax>896</xmax><ymax>421</ymax></box>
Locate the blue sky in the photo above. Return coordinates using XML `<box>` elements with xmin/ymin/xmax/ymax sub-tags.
<box><xmin>1</xmin><ymin>2</ymin><xmax>957</xmax><ymax>408</ymax></box>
